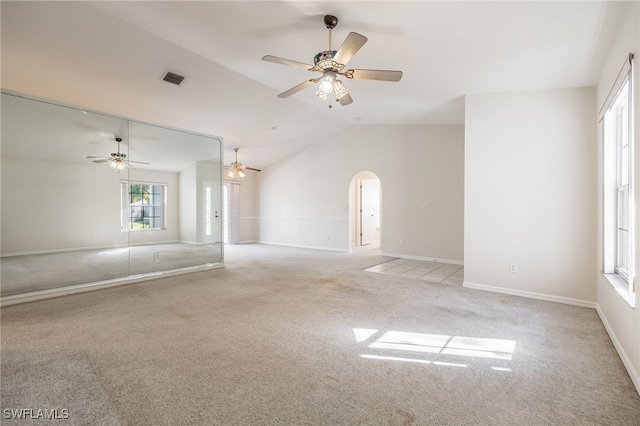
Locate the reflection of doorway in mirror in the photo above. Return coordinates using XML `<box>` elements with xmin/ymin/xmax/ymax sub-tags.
<box><xmin>223</xmin><ymin>182</ymin><xmax>240</xmax><ymax>244</ymax></box>
<box><xmin>205</xmin><ymin>185</ymin><xmax>212</xmax><ymax>242</ymax></box>
<box><xmin>203</xmin><ymin>181</ymin><xmax>222</xmax><ymax>244</ymax></box>
<box><xmin>203</xmin><ymin>182</ymin><xmax>214</xmax><ymax>244</ymax></box>
<box><xmin>223</xmin><ymin>184</ymin><xmax>228</xmax><ymax>243</ymax></box>
<box><xmin>213</xmin><ymin>182</ymin><xmax>222</xmax><ymax>243</ymax></box>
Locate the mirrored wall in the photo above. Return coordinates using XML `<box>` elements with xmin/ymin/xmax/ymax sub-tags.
<box><xmin>1</xmin><ymin>90</ymin><xmax>223</xmax><ymax>302</ymax></box>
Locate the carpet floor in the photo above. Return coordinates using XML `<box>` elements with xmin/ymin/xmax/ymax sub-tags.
<box><xmin>1</xmin><ymin>244</ymin><xmax>639</xmax><ymax>425</ymax></box>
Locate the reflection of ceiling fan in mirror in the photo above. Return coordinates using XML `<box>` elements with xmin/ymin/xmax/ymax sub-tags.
<box><xmin>262</xmin><ymin>14</ymin><xmax>403</xmax><ymax>108</ymax></box>
<box><xmin>86</xmin><ymin>137</ymin><xmax>149</xmax><ymax>172</ymax></box>
<box><xmin>225</xmin><ymin>148</ymin><xmax>261</xmax><ymax>178</ymax></box>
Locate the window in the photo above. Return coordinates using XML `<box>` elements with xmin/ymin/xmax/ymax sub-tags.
<box><xmin>121</xmin><ymin>182</ymin><xmax>167</xmax><ymax>231</ymax></box>
<box><xmin>602</xmin><ymin>54</ymin><xmax>634</xmax><ymax>305</ymax></box>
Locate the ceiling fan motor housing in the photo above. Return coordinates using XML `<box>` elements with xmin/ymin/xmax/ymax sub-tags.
<box><xmin>324</xmin><ymin>15</ymin><xmax>338</xmax><ymax>29</ymax></box>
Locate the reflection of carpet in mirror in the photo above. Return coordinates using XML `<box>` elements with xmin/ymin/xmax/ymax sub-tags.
<box><xmin>0</xmin><ymin>243</ymin><xmax>221</xmax><ymax>297</ymax></box>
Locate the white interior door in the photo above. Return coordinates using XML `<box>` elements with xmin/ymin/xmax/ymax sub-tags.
<box><xmin>203</xmin><ymin>182</ymin><xmax>214</xmax><ymax>244</ymax></box>
<box><xmin>212</xmin><ymin>182</ymin><xmax>222</xmax><ymax>243</ymax></box>
<box><xmin>223</xmin><ymin>184</ymin><xmax>229</xmax><ymax>244</ymax></box>
<box><xmin>360</xmin><ymin>178</ymin><xmax>380</xmax><ymax>245</ymax></box>
<box><xmin>203</xmin><ymin>181</ymin><xmax>222</xmax><ymax>244</ymax></box>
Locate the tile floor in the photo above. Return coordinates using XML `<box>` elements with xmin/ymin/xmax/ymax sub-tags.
<box><xmin>364</xmin><ymin>258</ymin><xmax>464</xmax><ymax>286</ymax></box>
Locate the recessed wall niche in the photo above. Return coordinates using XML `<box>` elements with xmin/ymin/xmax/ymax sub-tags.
<box><xmin>0</xmin><ymin>90</ymin><xmax>224</xmax><ymax>304</ymax></box>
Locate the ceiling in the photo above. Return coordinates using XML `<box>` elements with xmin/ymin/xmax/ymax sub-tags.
<box><xmin>0</xmin><ymin>1</ymin><xmax>629</xmax><ymax>170</ymax></box>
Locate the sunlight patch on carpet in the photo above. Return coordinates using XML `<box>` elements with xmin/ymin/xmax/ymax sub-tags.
<box><xmin>354</xmin><ymin>327</ymin><xmax>516</xmax><ymax>371</ymax></box>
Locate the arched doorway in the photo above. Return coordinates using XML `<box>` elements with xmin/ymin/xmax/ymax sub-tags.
<box><xmin>349</xmin><ymin>171</ymin><xmax>381</xmax><ymax>250</ymax></box>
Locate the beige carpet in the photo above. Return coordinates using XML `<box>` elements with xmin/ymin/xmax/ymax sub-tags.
<box><xmin>2</xmin><ymin>244</ymin><xmax>639</xmax><ymax>425</ymax></box>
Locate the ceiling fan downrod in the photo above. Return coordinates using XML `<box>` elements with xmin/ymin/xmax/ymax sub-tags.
<box><xmin>324</xmin><ymin>15</ymin><xmax>338</xmax><ymax>50</ymax></box>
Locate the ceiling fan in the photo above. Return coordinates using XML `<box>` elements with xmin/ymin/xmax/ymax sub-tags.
<box><xmin>262</xmin><ymin>14</ymin><xmax>403</xmax><ymax>107</ymax></box>
<box><xmin>86</xmin><ymin>137</ymin><xmax>149</xmax><ymax>172</ymax></box>
<box><xmin>226</xmin><ymin>148</ymin><xmax>261</xmax><ymax>178</ymax></box>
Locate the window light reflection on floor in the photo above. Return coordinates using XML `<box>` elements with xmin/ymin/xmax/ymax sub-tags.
<box><xmin>354</xmin><ymin>328</ymin><xmax>516</xmax><ymax>371</ymax></box>
<box><xmin>360</xmin><ymin>354</ymin><xmax>468</xmax><ymax>368</ymax></box>
<box><xmin>491</xmin><ymin>367</ymin><xmax>512</xmax><ymax>372</ymax></box>
<box><xmin>98</xmin><ymin>248</ymin><xmax>130</xmax><ymax>256</ymax></box>
<box><xmin>353</xmin><ymin>328</ymin><xmax>379</xmax><ymax>343</ymax></box>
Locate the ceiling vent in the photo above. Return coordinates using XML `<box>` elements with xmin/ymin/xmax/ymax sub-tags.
<box><xmin>161</xmin><ymin>71</ymin><xmax>185</xmax><ymax>86</ymax></box>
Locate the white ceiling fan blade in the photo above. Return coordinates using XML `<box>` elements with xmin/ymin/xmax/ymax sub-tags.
<box><xmin>277</xmin><ymin>79</ymin><xmax>318</xmax><ymax>98</ymax></box>
<box><xmin>333</xmin><ymin>32</ymin><xmax>368</xmax><ymax>67</ymax></box>
<box><xmin>339</xmin><ymin>93</ymin><xmax>353</xmax><ymax>106</ymax></box>
<box><xmin>344</xmin><ymin>69</ymin><xmax>403</xmax><ymax>82</ymax></box>
<box><xmin>262</xmin><ymin>55</ymin><xmax>314</xmax><ymax>70</ymax></box>
<box><xmin>92</xmin><ymin>159</ymin><xmax>111</xmax><ymax>164</ymax></box>
<box><xmin>86</xmin><ymin>155</ymin><xmax>104</xmax><ymax>159</ymax></box>
<box><xmin>127</xmin><ymin>160</ymin><xmax>150</xmax><ymax>165</ymax></box>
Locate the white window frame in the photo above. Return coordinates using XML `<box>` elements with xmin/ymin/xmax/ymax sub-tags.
<box><xmin>121</xmin><ymin>181</ymin><xmax>167</xmax><ymax>231</ymax></box>
<box><xmin>601</xmin><ymin>53</ymin><xmax>635</xmax><ymax>307</ymax></box>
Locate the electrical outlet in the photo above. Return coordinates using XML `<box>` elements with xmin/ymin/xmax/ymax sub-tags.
<box><xmin>154</xmin><ymin>253</ymin><xmax>160</xmax><ymax>262</ymax></box>
<box><xmin>400</xmin><ymin>240</ymin><xmax>405</xmax><ymax>246</ymax></box>
<box><xmin>509</xmin><ymin>263</ymin><xmax>517</xmax><ymax>273</ymax></box>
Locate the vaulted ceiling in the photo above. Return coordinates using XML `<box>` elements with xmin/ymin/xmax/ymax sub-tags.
<box><xmin>0</xmin><ymin>1</ymin><xmax>630</xmax><ymax>170</ymax></box>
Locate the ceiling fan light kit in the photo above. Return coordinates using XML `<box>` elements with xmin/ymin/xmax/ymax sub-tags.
<box><xmin>227</xmin><ymin>163</ymin><xmax>245</xmax><ymax>178</ymax></box>
<box><xmin>108</xmin><ymin>137</ymin><xmax>128</xmax><ymax>172</ymax></box>
<box><xmin>262</xmin><ymin>15</ymin><xmax>403</xmax><ymax>108</ymax></box>
<box><xmin>226</xmin><ymin>148</ymin><xmax>261</xmax><ymax>178</ymax></box>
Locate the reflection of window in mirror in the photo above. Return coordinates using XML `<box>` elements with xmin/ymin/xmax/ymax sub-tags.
<box><xmin>121</xmin><ymin>181</ymin><xmax>167</xmax><ymax>231</ymax></box>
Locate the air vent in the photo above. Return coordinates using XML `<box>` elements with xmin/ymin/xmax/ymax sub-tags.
<box><xmin>162</xmin><ymin>71</ymin><xmax>185</xmax><ymax>86</ymax></box>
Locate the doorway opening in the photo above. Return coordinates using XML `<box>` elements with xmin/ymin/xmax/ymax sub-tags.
<box><xmin>349</xmin><ymin>171</ymin><xmax>381</xmax><ymax>250</ymax></box>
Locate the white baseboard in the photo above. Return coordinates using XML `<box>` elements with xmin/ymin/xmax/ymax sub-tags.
<box><xmin>177</xmin><ymin>240</ymin><xmax>220</xmax><ymax>246</ymax></box>
<box><xmin>462</xmin><ymin>281</ymin><xmax>596</xmax><ymax>308</ymax></box>
<box><xmin>382</xmin><ymin>252</ymin><xmax>464</xmax><ymax>266</ymax></box>
<box><xmin>1</xmin><ymin>244</ymin><xmax>120</xmax><ymax>257</ymax></box>
<box><xmin>2</xmin><ymin>240</ymin><xmax>182</xmax><ymax>257</ymax></box>
<box><xmin>257</xmin><ymin>241</ymin><xmax>349</xmax><ymax>253</ymax></box>
<box><xmin>595</xmin><ymin>304</ymin><xmax>640</xmax><ymax>396</ymax></box>
<box><xmin>0</xmin><ymin>262</ymin><xmax>224</xmax><ymax>307</ymax></box>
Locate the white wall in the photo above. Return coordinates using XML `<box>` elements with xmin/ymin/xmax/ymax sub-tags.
<box><xmin>1</xmin><ymin>156</ymin><xmax>178</xmax><ymax>254</ymax></box>
<box><xmin>255</xmin><ymin>125</ymin><xmax>464</xmax><ymax>261</ymax></box>
<box><xmin>464</xmin><ymin>87</ymin><xmax>597</xmax><ymax>304</ymax></box>
<box><xmin>595</xmin><ymin>1</ymin><xmax>640</xmax><ymax>393</ymax></box>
